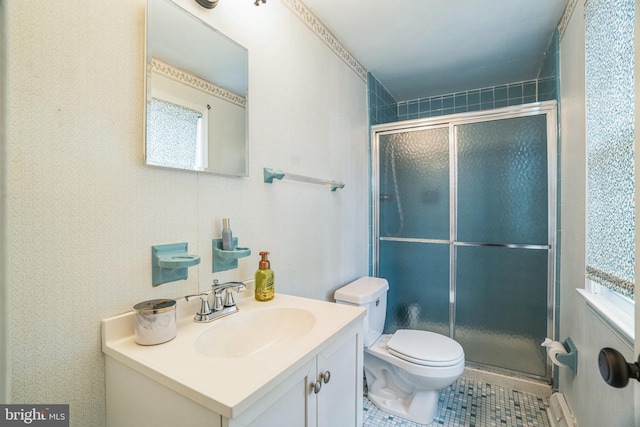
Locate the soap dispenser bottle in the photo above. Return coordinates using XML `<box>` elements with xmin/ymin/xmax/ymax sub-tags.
<box><xmin>255</xmin><ymin>251</ymin><xmax>274</xmax><ymax>301</ymax></box>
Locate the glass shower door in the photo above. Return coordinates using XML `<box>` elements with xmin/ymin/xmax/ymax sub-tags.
<box><xmin>378</xmin><ymin>127</ymin><xmax>451</xmax><ymax>337</ymax></box>
<box><xmin>374</xmin><ymin>104</ymin><xmax>555</xmax><ymax>380</ymax></box>
<box><xmin>454</xmin><ymin>115</ymin><xmax>550</xmax><ymax>377</ymax></box>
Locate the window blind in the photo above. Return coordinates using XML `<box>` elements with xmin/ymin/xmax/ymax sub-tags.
<box><xmin>585</xmin><ymin>0</ymin><xmax>635</xmax><ymax>299</ymax></box>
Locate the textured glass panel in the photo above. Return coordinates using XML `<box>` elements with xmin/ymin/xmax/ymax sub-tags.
<box><xmin>457</xmin><ymin>115</ymin><xmax>548</xmax><ymax>245</ymax></box>
<box><xmin>146</xmin><ymin>97</ymin><xmax>200</xmax><ymax>170</ymax></box>
<box><xmin>585</xmin><ymin>0</ymin><xmax>635</xmax><ymax>298</ymax></box>
<box><xmin>379</xmin><ymin>128</ymin><xmax>449</xmax><ymax>239</ymax></box>
<box><xmin>379</xmin><ymin>241</ymin><xmax>449</xmax><ymax>336</ymax></box>
<box><xmin>455</xmin><ymin>246</ymin><xmax>548</xmax><ymax>377</ymax></box>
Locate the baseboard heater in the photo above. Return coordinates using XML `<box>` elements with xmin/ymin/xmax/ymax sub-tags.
<box><xmin>547</xmin><ymin>393</ymin><xmax>578</xmax><ymax>427</ymax></box>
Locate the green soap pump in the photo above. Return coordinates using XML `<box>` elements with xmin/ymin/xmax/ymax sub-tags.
<box><xmin>255</xmin><ymin>251</ymin><xmax>274</xmax><ymax>301</ymax></box>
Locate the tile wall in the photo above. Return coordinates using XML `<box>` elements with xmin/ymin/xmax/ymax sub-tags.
<box><xmin>396</xmin><ymin>74</ymin><xmax>557</xmax><ymax>121</ymax></box>
<box><xmin>368</xmin><ymin>73</ymin><xmax>398</xmax><ymax>126</ymax></box>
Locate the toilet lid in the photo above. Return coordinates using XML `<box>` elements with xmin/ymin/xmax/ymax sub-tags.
<box><xmin>386</xmin><ymin>330</ymin><xmax>464</xmax><ymax>367</ymax></box>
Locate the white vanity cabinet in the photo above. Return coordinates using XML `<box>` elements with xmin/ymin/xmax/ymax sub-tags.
<box><xmin>102</xmin><ymin>294</ymin><xmax>365</xmax><ymax>427</ymax></box>
<box><xmin>231</xmin><ymin>331</ymin><xmax>361</xmax><ymax>427</ymax></box>
<box><xmin>315</xmin><ymin>333</ymin><xmax>360</xmax><ymax>427</ymax></box>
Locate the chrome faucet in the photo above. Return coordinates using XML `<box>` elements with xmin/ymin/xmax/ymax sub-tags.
<box><xmin>211</xmin><ymin>280</ymin><xmax>247</xmax><ymax>310</ymax></box>
<box><xmin>185</xmin><ymin>293</ymin><xmax>215</xmax><ymax>322</ymax></box>
<box><xmin>185</xmin><ymin>280</ymin><xmax>246</xmax><ymax>323</ymax></box>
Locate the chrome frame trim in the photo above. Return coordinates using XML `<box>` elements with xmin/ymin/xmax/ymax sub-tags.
<box><xmin>449</xmin><ymin>122</ymin><xmax>457</xmax><ymax>339</ymax></box>
<box><xmin>370</xmin><ymin>101</ymin><xmax>558</xmax><ymax>381</ymax></box>
<box><xmin>465</xmin><ymin>361</ymin><xmax>550</xmax><ymax>383</ymax></box>
<box><xmin>453</xmin><ymin>242</ymin><xmax>551</xmax><ymax>250</ymax></box>
<box><xmin>371</xmin><ymin>128</ymin><xmax>380</xmax><ymax>276</ymax></box>
<box><xmin>545</xmin><ymin>105</ymin><xmax>558</xmax><ymax>381</ymax></box>
<box><xmin>380</xmin><ymin>237</ymin><xmax>450</xmax><ymax>245</ymax></box>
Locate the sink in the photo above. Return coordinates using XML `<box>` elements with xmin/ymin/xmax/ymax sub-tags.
<box><xmin>194</xmin><ymin>307</ymin><xmax>316</xmax><ymax>358</ymax></box>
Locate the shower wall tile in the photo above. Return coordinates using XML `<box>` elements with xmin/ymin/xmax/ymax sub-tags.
<box><xmin>455</xmin><ymin>104</ymin><xmax>468</xmax><ymax>114</ymax></box>
<box><xmin>524</xmin><ymin>81</ymin><xmax>537</xmax><ymax>97</ymax></box>
<box><xmin>419</xmin><ymin>98</ymin><xmax>430</xmax><ymax>113</ymax></box>
<box><xmin>508</xmin><ymin>83</ymin><xmax>523</xmax><ymax>105</ymax></box>
<box><xmin>431</xmin><ymin>97</ymin><xmax>442</xmax><ymax>112</ymax></box>
<box><xmin>494</xmin><ymin>85</ymin><xmax>508</xmax><ymax>103</ymax></box>
<box><xmin>368</xmin><ymin>73</ymin><xmax>398</xmax><ymax>125</ymax></box>
<box><xmin>398</xmin><ymin>103</ymin><xmax>407</xmax><ymax>117</ymax></box>
<box><xmin>443</xmin><ymin>95</ymin><xmax>454</xmax><ymax>109</ymax></box>
<box><xmin>480</xmin><ymin>88</ymin><xmax>494</xmax><ymax>104</ymax></box>
<box><xmin>467</xmin><ymin>90</ymin><xmax>480</xmax><ymax>106</ymax></box>
<box><xmin>396</xmin><ymin>73</ymin><xmax>559</xmax><ymax>121</ymax></box>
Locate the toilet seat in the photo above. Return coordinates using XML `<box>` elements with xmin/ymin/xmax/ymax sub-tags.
<box><xmin>386</xmin><ymin>330</ymin><xmax>464</xmax><ymax>367</ymax></box>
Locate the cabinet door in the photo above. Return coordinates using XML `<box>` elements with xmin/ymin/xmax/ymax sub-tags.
<box><xmin>227</xmin><ymin>359</ymin><xmax>315</xmax><ymax>427</ymax></box>
<box><xmin>106</xmin><ymin>357</ymin><xmax>223</xmax><ymax>427</ymax></box>
<box><xmin>316</xmin><ymin>333</ymin><xmax>360</xmax><ymax>427</ymax></box>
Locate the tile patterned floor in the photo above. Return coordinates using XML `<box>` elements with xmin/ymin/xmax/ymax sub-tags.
<box><xmin>363</xmin><ymin>377</ymin><xmax>550</xmax><ymax>427</ymax></box>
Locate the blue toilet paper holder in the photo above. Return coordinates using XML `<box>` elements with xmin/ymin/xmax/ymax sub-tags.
<box><xmin>556</xmin><ymin>338</ymin><xmax>578</xmax><ymax>374</ymax></box>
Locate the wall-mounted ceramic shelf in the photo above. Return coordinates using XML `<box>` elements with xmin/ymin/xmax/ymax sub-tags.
<box><xmin>152</xmin><ymin>243</ymin><xmax>201</xmax><ymax>286</ymax></box>
<box><xmin>212</xmin><ymin>238</ymin><xmax>251</xmax><ymax>272</ymax></box>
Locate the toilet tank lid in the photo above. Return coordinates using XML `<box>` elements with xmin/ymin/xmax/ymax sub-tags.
<box><xmin>334</xmin><ymin>277</ymin><xmax>389</xmax><ymax>305</ymax></box>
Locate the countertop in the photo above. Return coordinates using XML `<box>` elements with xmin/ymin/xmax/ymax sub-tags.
<box><xmin>102</xmin><ymin>292</ymin><xmax>365</xmax><ymax>419</ymax></box>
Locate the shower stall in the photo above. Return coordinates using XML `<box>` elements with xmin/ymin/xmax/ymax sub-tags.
<box><xmin>371</xmin><ymin>101</ymin><xmax>557</xmax><ymax>380</ymax></box>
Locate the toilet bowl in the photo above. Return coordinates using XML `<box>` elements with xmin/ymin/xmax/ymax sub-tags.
<box><xmin>334</xmin><ymin>277</ymin><xmax>465</xmax><ymax>425</ymax></box>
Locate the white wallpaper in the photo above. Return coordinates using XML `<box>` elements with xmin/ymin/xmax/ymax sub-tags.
<box><xmin>6</xmin><ymin>0</ymin><xmax>368</xmax><ymax>425</ymax></box>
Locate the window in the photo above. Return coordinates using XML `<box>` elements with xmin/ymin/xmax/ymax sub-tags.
<box><xmin>145</xmin><ymin>77</ymin><xmax>209</xmax><ymax>172</ymax></box>
<box><xmin>585</xmin><ymin>0</ymin><xmax>635</xmax><ymax>301</ymax></box>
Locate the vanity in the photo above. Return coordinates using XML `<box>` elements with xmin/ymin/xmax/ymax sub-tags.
<box><xmin>102</xmin><ymin>292</ymin><xmax>365</xmax><ymax>427</ymax></box>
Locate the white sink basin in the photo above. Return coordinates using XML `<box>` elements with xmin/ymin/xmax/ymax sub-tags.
<box><xmin>194</xmin><ymin>307</ymin><xmax>316</xmax><ymax>358</ymax></box>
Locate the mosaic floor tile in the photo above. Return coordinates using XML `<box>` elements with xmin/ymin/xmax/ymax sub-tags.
<box><xmin>363</xmin><ymin>377</ymin><xmax>550</xmax><ymax>427</ymax></box>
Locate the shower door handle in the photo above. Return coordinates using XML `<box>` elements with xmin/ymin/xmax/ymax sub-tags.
<box><xmin>598</xmin><ymin>347</ymin><xmax>640</xmax><ymax>388</ymax></box>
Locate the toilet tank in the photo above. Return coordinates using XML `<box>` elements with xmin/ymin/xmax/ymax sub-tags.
<box><xmin>334</xmin><ymin>277</ymin><xmax>389</xmax><ymax>347</ymax></box>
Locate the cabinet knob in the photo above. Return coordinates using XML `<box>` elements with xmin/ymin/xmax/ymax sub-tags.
<box><xmin>322</xmin><ymin>371</ymin><xmax>331</xmax><ymax>384</ymax></box>
<box><xmin>311</xmin><ymin>379</ymin><xmax>322</xmax><ymax>394</ymax></box>
<box><xmin>598</xmin><ymin>347</ymin><xmax>640</xmax><ymax>388</ymax></box>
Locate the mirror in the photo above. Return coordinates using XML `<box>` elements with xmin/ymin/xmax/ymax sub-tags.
<box><xmin>145</xmin><ymin>0</ymin><xmax>249</xmax><ymax>176</ymax></box>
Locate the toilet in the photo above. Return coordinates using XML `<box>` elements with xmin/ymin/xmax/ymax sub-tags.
<box><xmin>334</xmin><ymin>276</ymin><xmax>465</xmax><ymax>425</ymax></box>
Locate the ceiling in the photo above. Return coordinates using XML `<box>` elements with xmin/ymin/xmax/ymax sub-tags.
<box><xmin>301</xmin><ymin>0</ymin><xmax>569</xmax><ymax>101</ymax></box>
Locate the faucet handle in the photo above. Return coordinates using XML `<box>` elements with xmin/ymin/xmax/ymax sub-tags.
<box><xmin>223</xmin><ymin>283</ymin><xmax>246</xmax><ymax>307</ymax></box>
<box><xmin>185</xmin><ymin>293</ymin><xmax>213</xmax><ymax>318</ymax></box>
<box><xmin>224</xmin><ymin>289</ymin><xmax>236</xmax><ymax>307</ymax></box>
<box><xmin>213</xmin><ymin>289</ymin><xmax>225</xmax><ymax>311</ymax></box>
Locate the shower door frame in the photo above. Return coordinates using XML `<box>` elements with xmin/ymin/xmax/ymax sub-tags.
<box><xmin>371</xmin><ymin>101</ymin><xmax>557</xmax><ymax>381</ymax></box>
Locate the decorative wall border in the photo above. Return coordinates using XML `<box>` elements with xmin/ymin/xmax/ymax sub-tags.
<box><xmin>149</xmin><ymin>58</ymin><xmax>246</xmax><ymax>108</ymax></box>
<box><xmin>558</xmin><ymin>0</ymin><xmax>580</xmax><ymax>39</ymax></box>
<box><xmin>280</xmin><ymin>0</ymin><xmax>367</xmax><ymax>82</ymax></box>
